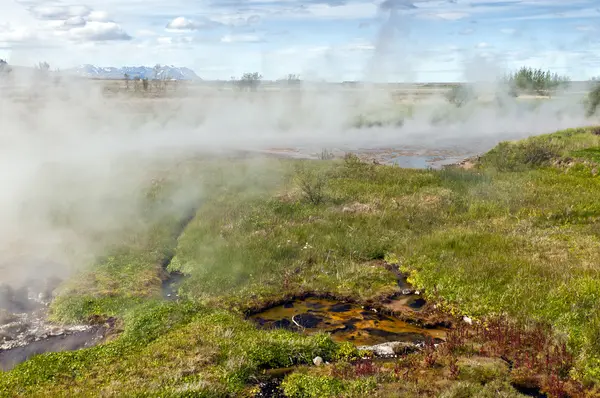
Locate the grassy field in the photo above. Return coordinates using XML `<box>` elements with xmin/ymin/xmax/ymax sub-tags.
<box><xmin>3</xmin><ymin>126</ymin><xmax>600</xmax><ymax>396</ymax></box>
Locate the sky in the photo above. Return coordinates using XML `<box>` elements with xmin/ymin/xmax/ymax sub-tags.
<box><xmin>0</xmin><ymin>0</ymin><xmax>599</xmax><ymax>82</ymax></box>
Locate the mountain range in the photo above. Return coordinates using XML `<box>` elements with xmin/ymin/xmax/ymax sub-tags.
<box><xmin>68</xmin><ymin>64</ymin><xmax>200</xmax><ymax>80</ymax></box>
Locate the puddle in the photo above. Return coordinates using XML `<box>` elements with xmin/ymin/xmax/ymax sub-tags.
<box><xmin>388</xmin><ymin>154</ymin><xmax>475</xmax><ymax>169</ymax></box>
<box><xmin>163</xmin><ymin>271</ymin><xmax>185</xmax><ymax>300</ymax></box>
<box><xmin>389</xmin><ymin>155</ymin><xmax>432</xmax><ymax>168</ymax></box>
<box><xmin>250</xmin><ymin>297</ymin><xmax>445</xmax><ymax>347</ymax></box>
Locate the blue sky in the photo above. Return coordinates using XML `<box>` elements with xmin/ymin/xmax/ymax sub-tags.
<box><xmin>1</xmin><ymin>0</ymin><xmax>599</xmax><ymax>81</ymax></box>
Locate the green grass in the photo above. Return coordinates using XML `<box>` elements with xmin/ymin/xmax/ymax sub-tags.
<box><xmin>4</xmin><ymin>126</ymin><xmax>600</xmax><ymax>395</ymax></box>
<box><xmin>1</xmin><ymin>301</ymin><xmax>339</xmax><ymax>397</ymax></box>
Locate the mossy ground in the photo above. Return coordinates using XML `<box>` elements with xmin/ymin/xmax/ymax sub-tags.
<box><xmin>3</xmin><ymin>126</ymin><xmax>600</xmax><ymax>396</ymax></box>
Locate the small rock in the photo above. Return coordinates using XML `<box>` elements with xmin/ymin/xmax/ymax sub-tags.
<box><xmin>463</xmin><ymin>316</ymin><xmax>473</xmax><ymax>325</ymax></box>
<box><xmin>357</xmin><ymin>341</ymin><xmax>419</xmax><ymax>357</ymax></box>
<box><xmin>313</xmin><ymin>356</ymin><xmax>324</xmax><ymax>366</ymax></box>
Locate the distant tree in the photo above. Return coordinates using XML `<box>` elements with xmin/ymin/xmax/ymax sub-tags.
<box><xmin>287</xmin><ymin>74</ymin><xmax>301</xmax><ymax>85</ymax></box>
<box><xmin>504</xmin><ymin>66</ymin><xmax>570</xmax><ymax>97</ymax></box>
<box><xmin>34</xmin><ymin>61</ymin><xmax>51</xmax><ymax>81</ymax></box>
<box><xmin>238</xmin><ymin>72</ymin><xmax>262</xmax><ymax>92</ymax></box>
<box><xmin>0</xmin><ymin>59</ymin><xmax>11</xmax><ymax>75</ymax></box>
<box><xmin>124</xmin><ymin>73</ymin><xmax>130</xmax><ymax>89</ymax></box>
<box><xmin>36</xmin><ymin>61</ymin><xmax>50</xmax><ymax>71</ymax></box>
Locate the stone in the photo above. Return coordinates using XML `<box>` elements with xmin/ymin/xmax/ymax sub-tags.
<box><xmin>313</xmin><ymin>356</ymin><xmax>324</xmax><ymax>366</ymax></box>
<box><xmin>357</xmin><ymin>341</ymin><xmax>419</xmax><ymax>358</ymax></box>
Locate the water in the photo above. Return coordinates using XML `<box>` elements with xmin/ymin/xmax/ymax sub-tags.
<box><xmin>389</xmin><ymin>155</ymin><xmax>432</xmax><ymax>168</ymax></box>
<box><xmin>0</xmin><ymin>327</ymin><xmax>105</xmax><ymax>371</ymax></box>
<box><xmin>250</xmin><ymin>297</ymin><xmax>446</xmax><ymax>346</ymax></box>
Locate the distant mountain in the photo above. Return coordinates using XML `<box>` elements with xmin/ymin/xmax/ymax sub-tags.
<box><xmin>68</xmin><ymin>64</ymin><xmax>200</xmax><ymax>80</ymax></box>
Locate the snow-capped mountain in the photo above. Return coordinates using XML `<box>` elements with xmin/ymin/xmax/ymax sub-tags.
<box><xmin>69</xmin><ymin>64</ymin><xmax>200</xmax><ymax>80</ymax></box>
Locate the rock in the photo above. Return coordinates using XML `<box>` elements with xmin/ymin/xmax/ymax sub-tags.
<box><xmin>313</xmin><ymin>356</ymin><xmax>324</xmax><ymax>366</ymax></box>
<box><xmin>357</xmin><ymin>341</ymin><xmax>419</xmax><ymax>358</ymax></box>
<box><xmin>463</xmin><ymin>316</ymin><xmax>473</xmax><ymax>325</ymax></box>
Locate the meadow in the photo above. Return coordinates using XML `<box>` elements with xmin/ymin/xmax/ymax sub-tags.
<box><xmin>1</xmin><ymin>69</ymin><xmax>600</xmax><ymax>397</ymax></box>
<box><xmin>2</xmin><ymin>122</ymin><xmax>600</xmax><ymax>396</ymax></box>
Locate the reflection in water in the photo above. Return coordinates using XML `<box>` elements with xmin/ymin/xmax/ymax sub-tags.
<box><xmin>251</xmin><ymin>297</ymin><xmax>445</xmax><ymax>346</ymax></box>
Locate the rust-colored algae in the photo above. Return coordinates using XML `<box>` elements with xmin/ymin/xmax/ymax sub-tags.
<box><xmin>250</xmin><ymin>297</ymin><xmax>446</xmax><ymax>346</ymax></box>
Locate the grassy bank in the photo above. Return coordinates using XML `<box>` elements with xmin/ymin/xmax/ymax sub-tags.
<box><xmin>3</xmin><ymin>126</ymin><xmax>600</xmax><ymax>396</ymax></box>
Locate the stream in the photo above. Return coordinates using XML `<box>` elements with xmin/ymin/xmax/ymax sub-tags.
<box><xmin>0</xmin><ymin>278</ymin><xmax>109</xmax><ymax>371</ymax></box>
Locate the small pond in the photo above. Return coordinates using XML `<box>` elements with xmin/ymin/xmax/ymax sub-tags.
<box><xmin>250</xmin><ymin>297</ymin><xmax>446</xmax><ymax>347</ymax></box>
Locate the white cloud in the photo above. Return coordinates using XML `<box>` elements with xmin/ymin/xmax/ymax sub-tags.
<box><xmin>432</xmin><ymin>12</ymin><xmax>470</xmax><ymax>21</ymax></box>
<box><xmin>63</xmin><ymin>16</ymin><xmax>87</xmax><ymax>28</ymax></box>
<box><xmin>0</xmin><ymin>24</ymin><xmax>38</xmax><ymax>43</ymax></box>
<box><xmin>575</xmin><ymin>25</ymin><xmax>596</xmax><ymax>32</ymax></box>
<box><xmin>290</xmin><ymin>2</ymin><xmax>378</xmax><ymax>20</ymax></box>
<box><xmin>88</xmin><ymin>11</ymin><xmax>112</xmax><ymax>23</ymax></box>
<box><xmin>166</xmin><ymin>17</ymin><xmax>221</xmax><ymax>31</ymax></box>
<box><xmin>155</xmin><ymin>36</ymin><xmax>194</xmax><ymax>46</ymax></box>
<box><xmin>136</xmin><ymin>29</ymin><xmax>157</xmax><ymax>37</ymax></box>
<box><xmin>62</xmin><ymin>21</ymin><xmax>132</xmax><ymax>42</ymax></box>
<box><xmin>221</xmin><ymin>34</ymin><xmax>264</xmax><ymax>43</ymax></box>
<box><xmin>30</xmin><ymin>5</ymin><xmax>91</xmax><ymax>21</ymax></box>
<box><xmin>217</xmin><ymin>14</ymin><xmax>262</xmax><ymax>27</ymax></box>
<box><xmin>340</xmin><ymin>39</ymin><xmax>375</xmax><ymax>52</ymax></box>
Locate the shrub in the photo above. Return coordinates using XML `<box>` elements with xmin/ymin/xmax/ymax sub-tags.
<box><xmin>585</xmin><ymin>79</ymin><xmax>600</xmax><ymax>118</ymax></box>
<box><xmin>445</xmin><ymin>85</ymin><xmax>475</xmax><ymax>107</ymax></box>
<box><xmin>294</xmin><ymin>163</ymin><xmax>327</xmax><ymax>205</ymax></box>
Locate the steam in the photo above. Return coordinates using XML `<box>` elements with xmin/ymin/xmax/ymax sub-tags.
<box><xmin>0</xmin><ymin>12</ymin><xmax>595</xmax><ymax>297</ymax></box>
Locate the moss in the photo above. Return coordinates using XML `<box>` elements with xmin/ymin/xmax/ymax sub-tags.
<box><xmin>281</xmin><ymin>372</ymin><xmax>377</xmax><ymax>398</ymax></box>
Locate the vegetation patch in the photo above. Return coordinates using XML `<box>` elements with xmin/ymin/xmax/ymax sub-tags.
<box><xmin>4</xmin><ymin>126</ymin><xmax>600</xmax><ymax>395</ymax></box>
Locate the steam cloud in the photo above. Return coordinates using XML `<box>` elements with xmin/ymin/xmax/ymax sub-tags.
<box><xmin>0</xmin><ymin>10</ymin><xmax>595</xmax><ymax>295</ymax></box>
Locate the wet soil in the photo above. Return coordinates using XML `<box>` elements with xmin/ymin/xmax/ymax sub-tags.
<box><xmin>250</xmin><ymin>297</ymin><xmax>446</xmax><ymax>347</ymax></box>
<box><xmin>160</xmin><ymin>206</ymin><xmax>198</xmax><ymax>300</ymax></box>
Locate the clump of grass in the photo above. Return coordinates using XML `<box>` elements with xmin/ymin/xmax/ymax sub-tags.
<box><xmin>281</xmin><ymin>371</ymin><xmax>377</xmax><ymax>398</ymax></box>
<box><xmin>479</xmin><ymin>140</ymin><xmax>560</xmax><ymax>171</ymax></box>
